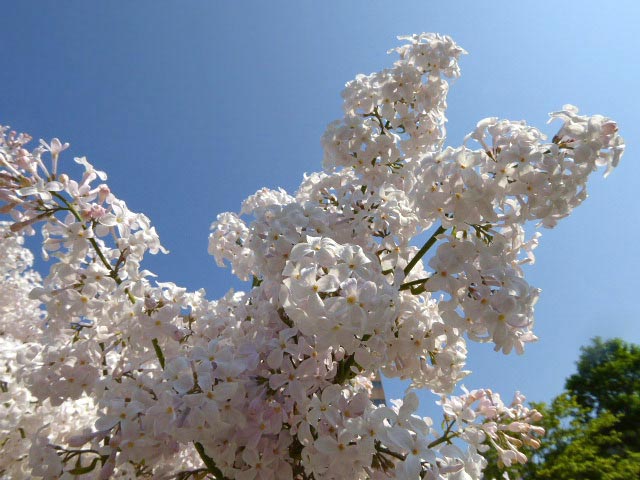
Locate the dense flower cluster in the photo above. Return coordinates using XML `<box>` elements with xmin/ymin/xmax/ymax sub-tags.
<box><xmin>0</xmin><ymin>33</ymin><xmax>623</xmax><ymax>479</ymax></box>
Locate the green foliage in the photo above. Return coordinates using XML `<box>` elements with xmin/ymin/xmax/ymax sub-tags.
<box><xmin>482</xmin><ymin>337</ymin><xmax>640</xmax><ymax>479</ymax></box>
<box><xmin>566</xmin><ymin>338</ymin><xmax>640</xmax><ymax>428</ymax></box>
<box><xmin>534</xmin><ymin>411</ymin><xmax>640</xmax><ymax>480</ymax></box>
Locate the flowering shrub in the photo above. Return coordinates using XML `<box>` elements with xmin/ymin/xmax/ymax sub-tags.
<box><xmin>0</xmin><ymin>33</ymin><xmax>624</xmax><ymax>479</ymax></box>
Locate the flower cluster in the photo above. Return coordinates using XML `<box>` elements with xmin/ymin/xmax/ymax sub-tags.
<box><xmin>0</xmin><ymin>33</ymin><xmax>623</xmax><ymax>479</ymax></box>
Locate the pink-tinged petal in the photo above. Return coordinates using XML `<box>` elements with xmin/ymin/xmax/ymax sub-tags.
<box><xmin>95</xmin><ymin>415</ymin><xmax>120</xmax><ymax>431</ymax></box>
<box><xmin>266</xmin><ymin>348</ymin><xmax>284</xmax><ymax>369</ymax></box>
<box><xmin>314</xmin><ymin>436</ymin><xmax>338</xmax><ymax>455</ymax></box>
<box><xmin>16</xmin><ymin>186</ymin><xmax>38</xmax><ymax>196</ymax></box>
<box><xmin>98</xmin><ymin>214</ymin><xmax>117</xmax><ymax>226</ymax></box>
<box><xmin>386</xmin><ymin>426</ymin><xmax>413</xmax><ymax>451</ymax></box>
<box><xmin>241</xmin><ymin>447</ymin><xmax>260</xmax><ymax>465</ymax></box>
<box><xmin>45</xmin><ymin>181</ymin><xmax>63</xmax><ymax>191</ymax></box>
<box><xmin>36</xmin><ymin>190</ymin><xmax>52</xmax><ymax>201</ymax></box>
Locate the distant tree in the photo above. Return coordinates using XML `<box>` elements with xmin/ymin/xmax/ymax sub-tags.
<box><xmin>566</xmin><ymin>338</ymin><xmax>640</xmax><ymax>428</ymax></box>
<box><xmin>483</xmin><ymin>337</ymin><xmax>640</xmax><ymax>479</ymax></box>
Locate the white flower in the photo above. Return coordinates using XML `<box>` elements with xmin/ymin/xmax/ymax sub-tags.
<box><xmin>0</xmin><ymin>31</ymin><xmax>620</xmax><ymax>479</ymax></box>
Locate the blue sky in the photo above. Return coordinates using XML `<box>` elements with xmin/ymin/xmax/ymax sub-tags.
<box><xmin>2</xmin><ymin>1</ymin><xmax>638</xmax><ymax>419</ymax></box>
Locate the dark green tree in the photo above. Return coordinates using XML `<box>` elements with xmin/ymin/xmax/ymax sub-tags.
<box><xmin>566</xmin><ymin>338</ymin><xmax>640</xmax><ymax>433</ymax></box>
<box><xmin>482</xmin><ymin>337</ymin><xmax>640</xmax><ymax>479</ymax></box>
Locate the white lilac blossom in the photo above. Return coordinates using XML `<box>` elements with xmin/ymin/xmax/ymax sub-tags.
<box><xmin>0</xmin><ymin>33</ymin><xmax>624</xmax><ymax>479</ymax></box>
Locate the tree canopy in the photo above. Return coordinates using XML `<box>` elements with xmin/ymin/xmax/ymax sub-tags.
<box><xmin>483</xmin><ymin>337</ymin><xmax>640</xmax><ymax>479</ymax></box>
<box><xmin>566</xmin><ymin>337</ymin><xmax>640</xmax><ymax>423</ymax></box>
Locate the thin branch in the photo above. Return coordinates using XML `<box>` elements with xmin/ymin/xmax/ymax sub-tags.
<box><xmin>403</xmin><ymin>225</ymin><xmax>446</xmax><ymax>277</ymax></box>
<box><xmin>193</xmin><ymin>442</ymin><xmax>229</xmax><ymax>480</ymax></box>
<box><xmin>51</xmin><ymin>191</ymin><xmax>136</xmax><ymax>304</ymax></box>
<box><xmin>399</xmin><ymin>277</ymin><xmax>430</xmax><ymax>291</ymax></box>
<box><xmin>376</xmin><ymin>444</ymin><xmax>407</xmax><ymax>461</ymax></box>
<box><xmin>428</xmin><ymin>419</ymin><xmax>458</xmax><ymax>448</ymax></box>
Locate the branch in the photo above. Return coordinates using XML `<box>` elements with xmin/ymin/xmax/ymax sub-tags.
<box><xmin>194</xmin><ymin>442</ymin><xmax>229</xmax><ymax>480</ymax></box>
<box><xmin>403</xmin><ymin>225</ymin><xmax>446</xmax><ymax>276</ymax></box>
<box><xmin>399</xmin><ymin>277</ymin><xmax>430</xmax><ymax>291</ymax></box>
<box><xmin>375</xmin><ymin>443</ymin><xmax>407</xmax><ymax>461</ymax></box>
<box><xmin>51</xmin><ymin>191</ymin><xmax>136</xmax><ymax>304</ymax></box>
<box><xmin>428</xmin><ymin>419</ymin><xmax>458</xmax><ymax>448</ymax></box>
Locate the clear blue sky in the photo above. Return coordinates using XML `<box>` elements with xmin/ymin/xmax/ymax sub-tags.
<box><xmin>2</xmin><ymin>1</ymin><xmax>638</xmax><ymax>419</ymax></box>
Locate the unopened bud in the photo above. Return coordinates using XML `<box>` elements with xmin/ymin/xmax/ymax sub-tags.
<box><xmin>602</xmin><ymin>121</ymin><xmax>618</xmax><ymax>135</ymax></box>
<box><xmin>67</xmin><ymin>432</ymin><xmax>93</xmax><ymax>447</ymax></box>
<box><xmin>144</xmin><ymin>296</ymin><xmax>158</xmax><ymax>310</ymax></box>
<box><xmin>506</xmin><ymin>421</ymin><xmax>528</xmax><ymax>433</ymax></box>
<box><xmin>508</xmin><ymin>436</ymin><xmax>523</xmax><ymax>448</ymax></box>
<box><xmin>98</xmin><ymin>184</ymin><xmax>111</xmax><ymax>204</ymax></box>
<box><xmin>524</xmin><ymin>437</ymin><xmax>541</xmax><ymax>449</ymax></box>
<box><xmin>98</xmin><ymin>454</ymin><xmax>116</xmax><ymax>480</ymax></box>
